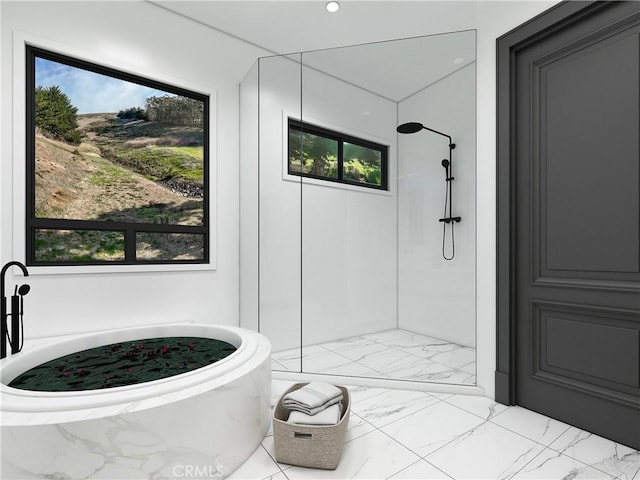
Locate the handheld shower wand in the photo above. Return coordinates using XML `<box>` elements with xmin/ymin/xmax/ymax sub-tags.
<box><xmin>441</xmin><ymin>159</ymin><xmax>450</xmax><ymax>177</ymax></box>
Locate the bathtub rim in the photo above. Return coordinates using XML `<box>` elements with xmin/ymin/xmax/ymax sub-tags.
<box><xmin>1</xmin><ymin>323</ymin><xmax>246</xmax><ymax>397</ymax></box>
<box><xmin>0</xmin><ymin>324</ymin><xmax>271</xmax><ymax>426</ymax></box>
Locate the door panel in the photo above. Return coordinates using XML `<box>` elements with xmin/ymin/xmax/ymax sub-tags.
<box><xmin>536</xmin><ymin>301</ymin><xmax>640</xmax><ymax>392</ymax></box>
<box><xmin>502</xmin><ymin>1</ymin><xmax>640</xmax><ymax>449</ymax></box>
<box><xmin>540</xmin><ymin>29</ymin><xmax>640</xmax><ymax>277</ymax></box>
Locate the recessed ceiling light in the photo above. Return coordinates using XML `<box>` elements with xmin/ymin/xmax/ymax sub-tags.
<box><xmin>326</xmin><ymin>1</ymin><xmax>340</xmax><ymax>13</ymax></box>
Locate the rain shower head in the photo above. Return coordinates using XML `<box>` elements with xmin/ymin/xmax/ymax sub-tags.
<box><xmin>396</xmin><ymin>122</ymin><xmax>424</xmax><ymax>134</ymax></box>
<box><xmin>396</xmin><ymin>122</ymin><xmax>454</xmax><ymax>148</ymax></box>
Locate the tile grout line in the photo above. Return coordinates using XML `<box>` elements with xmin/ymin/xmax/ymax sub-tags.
<box><xmin>272</xmin><ymin>328</ymin><xmax>477</xmax><ymax>384</ymax></box>
<box><xmin>482</xmin><ymin>416</ymin><xmax>572</xmax><ymax>453</ymax></box>
<box><xmin>541</xmin><ymin>438</ymin><xmax>637</xmax><ymax>480</ymax></box>
<box><xmin>469</xmin><ymin>418</ymin><xmax>624</xmax><ymax>479</ymax></box>
<box><xmin>259</xmin><ymin>441</ymin><xmax>291</xmax><ymax>479</ymax></box>
<box><xmin>316</xmin><ymin>337</ymin><xmax>476</xmax><ymax>383</ymax></box>
<box><xmin>315</xmin><ymin>343</ymin><xmax>391</xmax><ymax>377</ymax></box>
<box><xmin>384</xmin><ymin>458</ymin><xmax>455</xmax><ymax>480</ymax></box>
<box><xmin>350</xmin><ymin>396</ymin><xmax>454</xmax><ymax>461</ymax></box>
<box><xmin>264</xmin><ymin>376</ymin><xmax>635</xmax><ymax>480</ymax></box>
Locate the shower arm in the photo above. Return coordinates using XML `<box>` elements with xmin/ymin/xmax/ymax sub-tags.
<box><xmin>420</xmin><ymin>125</ymin><xmax>455</xmax><ymax>150</ymax></box>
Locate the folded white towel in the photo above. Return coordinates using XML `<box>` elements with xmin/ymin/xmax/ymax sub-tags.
<box><xmin>283</xmin><ymin>382</ymin><xmax>343</xmax><ymax>415</ymax></box>
<box><xmin>288</xmin><ymin>403</ymin><xmax>342</xmax><ymax>426</ymax></box>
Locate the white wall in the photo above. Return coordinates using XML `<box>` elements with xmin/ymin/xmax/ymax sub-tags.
<box><xmin>250</xmin><ymin>54</ymin><xmax>398</xmax><ymax>352</ymax></box>
<box><xmin>0</xmin><ymin>1</ymin><xmax>267</xmax><ymax>338</ymax></box>
<box><xmin>474</xmin><ymin>0</ymin><xmax>561</xmax><ymax>397</ymax></box>
<box><xmin>398</xmin><ymin>61</ymin><xmax>476</xmax><ymax>348</ymax></box>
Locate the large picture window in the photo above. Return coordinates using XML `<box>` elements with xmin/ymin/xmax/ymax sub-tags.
<box><xmin>288</xmin><ymin>118</ymin><xmax>388</xmax><ymax>190</ymax></box>
<box><xmin>26</xmin><ymin>46</ymin><xmax>209</xmax><ymax>266</ymax></box>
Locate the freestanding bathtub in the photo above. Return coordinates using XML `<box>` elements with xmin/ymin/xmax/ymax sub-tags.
<box><xmin>0</xmin><ymin>323</ymin><xmax>271</xmax><ymax>479</ymax></box>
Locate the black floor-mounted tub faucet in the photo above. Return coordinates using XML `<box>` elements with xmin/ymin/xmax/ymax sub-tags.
<box><xmin>1</xmin><ymin>261</ymin><xmax>30</xmax><ymax>359</ymax></box>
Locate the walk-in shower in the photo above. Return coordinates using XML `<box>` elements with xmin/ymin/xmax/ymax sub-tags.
<box><xmin>240</xmin><ymin>30</ymin><xmax>477</xmax><ymax>388</ymax></box>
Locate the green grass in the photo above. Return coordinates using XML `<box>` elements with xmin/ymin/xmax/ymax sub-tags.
<box><xmin>129</xmin><ymin>201</ymin><xmax>204</xmax><ymax>226</ymax></box>
<box><xmin>106</xmin><ymin>145</ymin><xmax>203</xmax><ymax>183</ymax></box>
<box><xmin>87</xmin><ymin>118</ymin><xmax>204</xmax><ymax>184</ymax></box>
<box><xmin>92</xmin><ymin>199</ymin><xmax>203</xmax><ymax>227</ymax></box>
<box><xmin>35</xmin><ymin>230</ymin><xmax>125</xmax><ymax>262</ymax></box>
<box><xmin>166</xmin><ymin>146</ymin><xmax>203</xmax><ymax>160</ymax></box>
<box><xmin>88</xmin><ymin>160</ymin><xmax>137</xmax><ymax>186</ymax></box>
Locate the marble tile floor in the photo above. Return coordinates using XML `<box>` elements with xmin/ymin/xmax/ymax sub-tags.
<box><xmin>228</xmin><ymin>379</ymin><xmax>640</xmax><ymax>480</ymax></box>
<box><xmin>271</xmin><ymin>329</ymin><xmax>476</xmax><ymax>385</ymax></box>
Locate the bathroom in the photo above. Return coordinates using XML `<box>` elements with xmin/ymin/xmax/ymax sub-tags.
<box><xmin>1</xmin><ymin>1</ymin><xmax>639</xmax><ymax>479</ymax></box>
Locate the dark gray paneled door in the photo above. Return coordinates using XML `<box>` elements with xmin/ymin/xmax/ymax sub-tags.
<box><xmin>499</xmin><ymin>1</ymin><xmax>640</xmax><ymax>449</ymax></box>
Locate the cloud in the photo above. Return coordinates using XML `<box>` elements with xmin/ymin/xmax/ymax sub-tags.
<box><xmin>35</xmin><ymin>57</ymin><xmax>175</xmax><ymax>114</ymax></box>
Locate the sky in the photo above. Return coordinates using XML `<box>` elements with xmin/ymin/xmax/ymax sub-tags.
<box><xmin>35</xmin><ymin>57</ymin><xmax>174</xmax><ymax>115</ymax></box>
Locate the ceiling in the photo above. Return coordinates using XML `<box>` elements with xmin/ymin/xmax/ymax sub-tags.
<box><xmin>152</xmin><ymin>1</ymin><xmax>478</xmax><ymax>101</ymax></box>
<box><xmin>296</xmin><ymin>31</ymin><xmax>475</xmax><ymax>102</ymax></box>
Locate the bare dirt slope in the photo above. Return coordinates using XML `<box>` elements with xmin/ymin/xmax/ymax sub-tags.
<box><xmin>34</xmin><ymin>113</ymin><xmax>205</xmax><ymax>261</ymax></box>
<box><xmin>36</xmin><ymin>114</ymin><xmax>195</xmax><ymax>221</ymax></box>
<box><xmin>35</xmin><ymin>133</ymin><xmax>194</xmax><ymax>223</ymax></box>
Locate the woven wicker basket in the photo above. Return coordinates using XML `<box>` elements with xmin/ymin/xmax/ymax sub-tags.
<box><xmin>273</xmin><ymin>383</ymin><xmax>350</xmax><ymax>470</ymax></box>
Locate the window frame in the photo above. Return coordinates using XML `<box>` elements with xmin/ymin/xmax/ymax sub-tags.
<box><xmin>287</xmin><ymin>117</ymin><xmax>388</xmax><ymax>191</ymax></box>
<box><xmin>25</xmin><ymin>45</ymin><xmax>210</xmax><ymax>267</ymax></box>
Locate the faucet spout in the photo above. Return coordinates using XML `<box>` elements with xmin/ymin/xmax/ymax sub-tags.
<box><xmin>1</xmin><ymin>261</ymin><xmax>29</xmax><ymax>279</ymax></box>
<box><xmin>1</xmin><ymin>261</ymin><xmax>30</xmax><ymax>359</ymax></box>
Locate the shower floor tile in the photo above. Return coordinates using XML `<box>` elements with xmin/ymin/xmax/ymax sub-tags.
<box><xmin>228</xmin><ymin>380</ymin><xmax>639</xmax><ymax>480</ymax></box>
<box><xmin>271</xmin><ymin>328</ymin><xmax>476</xmax><ymax>385</ymax></box>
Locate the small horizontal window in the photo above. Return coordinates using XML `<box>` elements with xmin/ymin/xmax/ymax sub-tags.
<box><xmin>288</xmin><ymin>118</ymin><xmax>388</xmax><ymax>190</ymax></box>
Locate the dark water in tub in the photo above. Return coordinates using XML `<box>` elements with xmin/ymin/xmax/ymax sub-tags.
<box><xmin>8</xmin><ymin>337</ymin><xmax>237</xmax><ymax>392</ymax></box>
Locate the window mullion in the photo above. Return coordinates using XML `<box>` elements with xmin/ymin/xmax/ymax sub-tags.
<box><xmin>337</xmin><ymin>139</ymin><xmax>344</xmax><ymax>181</ymax></box>
<box><xmin>125</xmin><ymin>227</ymin><xmax>137</xmax><ymax>263</ymax></box>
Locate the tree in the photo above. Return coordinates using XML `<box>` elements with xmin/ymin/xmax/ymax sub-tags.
<box><xmin>288</xmin><ymin>130</ymin><xmax>338</xmax><ymax>178</ymax></box>
<box><xmin>117</xmin><ymin>107</ymin><xmax>148</xmax><ymax>121</ymax></box>
<box><xmin>34</xmin><ymin>86</ymin><xmax>81</xmax><ymax>144</ymax></box>
<box><xmin>145</xmin><ymin>95</ymin><xmax>203</xmax><ymax>127</ymax></box>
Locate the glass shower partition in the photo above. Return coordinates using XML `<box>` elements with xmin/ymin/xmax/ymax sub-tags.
<box><xmin>240</xmin><ymin>31</ymin><xmax>477</xmax><ymax>386</ymax></box>
<box><xmin>298</xmin><ymin>46</ymin><xmax>400</xmax><ymax>378</ymax></box>
<box><xmin>240</xmin><ymin>53</ymin><xmax>303</xmax><ymax>372</ymax></box>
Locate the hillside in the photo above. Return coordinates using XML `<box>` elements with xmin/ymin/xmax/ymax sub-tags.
<box><xmin>34</xmin><ymin>113</ymin><xmax>205</xmax><ymax>261</ymax></box>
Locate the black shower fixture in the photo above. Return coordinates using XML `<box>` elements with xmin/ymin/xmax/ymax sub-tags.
<box><xmin>396</xmin><ymin>122</ymin><xmax>461</xmax><ymax>260</ymax></box>
<box><xmin>396</xmin><ymin>122</ymin><xmax>456</xmax><ymax>150</ymax></box>
<box><xmin>396</xmin><ymin>122</ymin><xmax>424</xmax><ymax>134</ymax></box>
<box><xmin>1</xmin><ymin>261</ymin><xmax>30</xmax><ymax>359</ymax></box>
